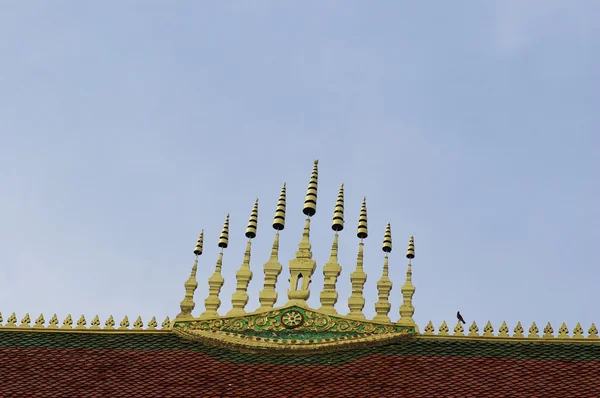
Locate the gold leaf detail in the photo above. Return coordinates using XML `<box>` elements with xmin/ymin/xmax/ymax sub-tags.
<box><xmin>34</xmin><ymin>314</ymin><xmax>45</xmax><ymax>328</ymax></box>
<box><xmin>119</xmin><ymin>316</ymin><xmax>130</xmax><ymax>330</ymax></box>
<box><xmin>6</xmin><ymin>312</ymin><xmax>17</xmax><ymax>327</ymax></box>
<box><xmin>162</xmin><ymin>316</ymin><xmax>171</xmax><ymax>329</ymax></box>
<box><xmin>76</xmin><ymin>315</ymin><xmax>87</xmax><ymax>330</ymax></box>
<box><xmin>105</xmin><ymin>315</ymin><xmax>115</xmax><ymax>330</ymax></box>
<box><xmin>454</xmin><ymin>321</ymin><xmax>464</xmax><ymax>336</ymax></box>
<box><xmin>573</xmin><ymin>322</ymin><xmax>584</xmax><ymax>339</ymax></box>
<box><xmin>90</xmin><ymin>315</ymin><xmax>101</xmax><ymax>330</ymax></box>
<box><xmin>588</xmin><ymin>323</ymin><xmax>599</xmax><ymax>339</ymax></box>
<box><xmin>19</xmin><ymin>313</ymin><xmax>31</xmax><ymax>328</ymax></box>
<box><xmin>133</xmin><ymin>316</ymin><xmax>144</xmax><ymax>330</ymax></box>
<box><xmin>61</xmin><ymin>314</ymin><xmax>73</xmax><ymax>329</ymax></box>
<box><xmin>513</xmin><ymin>321</ymin><xmax>524</xmax><ymax>338</ymax></box>
<box><xmin>483</xmin><ymin>321</ymin><xmax>494</xmax><ymax>337</ymax></box>
<box><xmin>147</xmin><ymin>316</ymin><xmax>158</xmax><ymax>330</ymax></box>
<box><xmin>438</xmin><ymin>321</ymin><xmax>449</xmax><ymax>336</ymax></box>
<box><xmin>558</xmin><ymin>322</ymin><xmax>569</xmax><ymax>339</ymax></box>
<box><xmin>528</xmin><ymin>322</ymin><xmax>539</xmax><ymax>338</ymax></box>
<box><xmin>48</xmin><ymin>314</ymin><xmax>59</xmax><ymax>329</ymax></box>
<box><xmin>498</xmin><ymin>321</ymin><xmax>509</xmax><ymax>337</ymax></box>
<box><xmin>468</xmin><ymin>321</ymin><xmax>479</xmax><ymax>337</ymax></box>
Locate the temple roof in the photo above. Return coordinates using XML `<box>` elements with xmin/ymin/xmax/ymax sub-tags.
<box><xmin>2</xmin><ymin>330</ymin><xmax>600</xmax><ymax>397</ymax></box>
<box><xmin>1</xmin><ymin>160</ymin><xmax>599</xmax><ymax>396</ymax></box>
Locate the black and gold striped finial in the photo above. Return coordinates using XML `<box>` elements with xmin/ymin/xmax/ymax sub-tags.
<box><xmin>273</xmin><ymin>183</ymin><xmax>286</xmax><ymax>231</ymax></box>
<box><xmin>193</xmin><ymin>230</ymin><xmax>204</xmax><ymax>256</ymax></box>
<box><xmin>357</xmin><ymin>197</ymin><xmax>368</xmax><ymax>239</ymax></box>
<box><xmin>218</xmin><ymin>214</ymin><xmax>230</xmax><ymax>249</ymax></box>
<box><xmin>245</xmin><ymin>199</ymin><xmax>259</xmax><ymax>239</ymax></box>
<box><xmin>406</xmin><ymin>236</ymin><xmax>415</xmax><ymax>262</ymax></box>
<box><xmin>331</xmin><ymin>184</ymin><xmax>344</xmax><ymax>232</ymax></box>
<box><xmin>382</xmin><ymin>223</ymin><xmax>392</xmax><ymax>254</ymax></box>
<box><xmin>302</xmin><ymin>160</ymin><xmax>318</xmax><ymax>217</ymax></box>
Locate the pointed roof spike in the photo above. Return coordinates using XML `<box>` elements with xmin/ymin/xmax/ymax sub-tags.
<box><xmin>194</xmin><ymin>230</ymin><xmax>204</xmax><ymax>256</ymax></box>
<box><xmin>406</xmin><ymin>236</ymin><xmax>415</xmax><ymax>259</ymax></box>
<box><xmin>245</xmin><ymin>198</ymin><xmax>259</xmax><ymax>239</ymax></box>
<box><xmin>272</xmin><ymin>182</ymin><xmax>287</xmax><ymax>231</ymax></box>
<box><xmin>218</xmin><ymin>214</ymin><xmax>230</xmax><ymax>248</ymax></box>
<box><xmin>357</xmin><ymin>197</ymin><xmax>368</xmax><ymax>239</ymax></box>
<box><xmin>303</xmin><ymin>160</ymin><xmax>318</xmax><ymax>217</ymax></box>
<box><xmin>382</xmin><ymin>222</ymin><xmax>392</xmax><ymax>253</ymax></box>
<box><xmin>331</xmin><ymin>184</ymin><xmax>345</xmax><ymax>232</ymax></box>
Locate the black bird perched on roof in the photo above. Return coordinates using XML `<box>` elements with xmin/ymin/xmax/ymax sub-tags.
<box><xmin>457</xmin><ymin>311</ymin><xmax>466</xmax><ymax>324</ymax></box>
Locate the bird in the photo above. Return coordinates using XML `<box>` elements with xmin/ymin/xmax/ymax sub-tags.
<box><xmin>457</xmin><ymin>311</ymin><xmax>466</xmax><ymax>324</ymax></box>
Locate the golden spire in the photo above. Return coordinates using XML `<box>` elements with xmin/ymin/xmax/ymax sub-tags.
<box><xmin>319</xmin><ymin>184</ymin><xmax>344</xmax><ymax>314</ymax></box>
<box><xmin>398</xmin><ymin>236</ymin><xmax>417</xmax><ymax>331</ymax></box>
<box><xmin>348</xmin><ymin>197</ymin><xmax>368</xmax><ymax>320</ymax></box>
<box><xmin>373</xmin><ymin>223</ymin><xmax>393</xmax><ymax>322</ymax></box>
<box><xmin>176</xmin><ymin>231</ymin><xmax>203</xmax><ymax>319</ymax></box>
<box><xmin>302</xmin><ymin>160</ymin><xmax>318</xmax><ymax>217</ymax></box>
<box><xmin>200</xmin><ymin>214</ymin><xmax>229</xmax><ymax>319</ymax></box>
<box><xmin>258</xmin><ymin>183</ymin><xmax>286</xmax><ymax>311</ymax></box>
<box><xmin>273</xmin><ymin>182</ymin><xmax>286</xmax><ymax>231</ymax></box>
<box><xmin>287</xmin><ymin>161</ymin><xmax>318</xmax><ymax>305</ymax></box>
<box><xmin>228</xmin><ymin>200</ymin><xmax>258</xmax><ymax>316</ymax></box>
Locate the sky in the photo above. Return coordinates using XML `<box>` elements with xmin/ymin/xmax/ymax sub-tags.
<box><xmin>1</xmin><ymin>2</ymin><xmax>599</xmax><ymax>334</ymax></box>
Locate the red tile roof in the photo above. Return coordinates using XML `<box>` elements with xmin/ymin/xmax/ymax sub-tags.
<box><xmin>2</xmin><ymin>331</ymin><xmax>600</xmax><ymax>397</ymax></box>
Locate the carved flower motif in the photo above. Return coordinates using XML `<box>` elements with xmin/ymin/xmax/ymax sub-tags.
<box><xmin>281</xmin><ymin>310</ymin><xmax>304</xmax><ymax>329</ymax></box>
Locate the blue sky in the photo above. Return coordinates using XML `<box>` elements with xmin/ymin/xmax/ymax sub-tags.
<box><xmin>1</xmin><ymin>2</ymin><xmax>598</xmax><ymax>333</ymax></box>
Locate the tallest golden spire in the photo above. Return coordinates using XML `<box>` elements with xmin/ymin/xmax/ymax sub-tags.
<box><xmin>287</xmin><ymin>160</ymin><xmax>319</xmax><ymax>306</ymax></box>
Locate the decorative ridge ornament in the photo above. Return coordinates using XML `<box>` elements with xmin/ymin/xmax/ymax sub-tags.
<box><xmin>287</xmin><ymin>161</ymin><xmax>319</xmax><ymax>306</ymax></box>
<box><xmin>398</xmin><ymin>236</ymin><xmax>417</xmax><ymax>331</ymax></box>
<box><xmin>348</xmin><ymin>197</ymin><xmax>368</xmax><ymax>320</ymax></box>
<box><xmin>319</xmin><ymin>184</ymin><xmax>345</xmax><ymax>314</ymax></box>
<box><xmin>373</xmin><ymin>223</ymin><xmax>393</xmax><ymax>323</ymax></box>
<box><xmin>228</xmin><ymin>200</ymin><xmax>258</xmax><ymax>316</ymax></box>
<box><xmin>176</xmin><ymin>230</ymin><xmax>203</xmax><ymax>319</ymax></box>
<box><xmin>201</xmin><ymin>214</ymin><xmax>229</xmax><ymax>319</ymax></box>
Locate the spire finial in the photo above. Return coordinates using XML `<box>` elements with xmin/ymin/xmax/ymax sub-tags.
<box><xmin>194</xmin><ymin>230</ymin><xmax>204</xmax><ymax>256</ymax></box>
<box><xmin>245</xmin><ymin>198</ymin><xmax>259</xmax><ymax>238</ymax></box>
<box><xmin>319</xmin><ymin>184</ymin><xmax>345</xmax><ymax>314</ymax></box>
<box><xmin>287</xmin><ymin>161</ymin><xmax>318</xmax><ymax>305</ymax></box>
<box><xmin>357</xmin><ymin>197</ymin><xmax>368</xmax><ymax>239</ymax></box>
<box><xmin>218</xmin><ymin>214</ymin><xmax>230</xmax><ymax>249</ymax></box>
<box><xmin>331</xmin><ymin>184</ymin><xmax>344</xmax><ymax>232</ymax></box>
<box><xmin>273</xmin><ymin>183</ymin><xmax>286</xmax><ymax>230</ymax></box>
<box><xmin>229</xmin><ymin>201</ymin><xmax>258</xmax><ymax>316</ymax></box>
<box><xmin>302</xmin><ymin>160</ymin><xmax>318</xmax><ymax>217</ymax></box>
<box><xmin>374</xmin><ymin>223</ymin><xmax>393</xmax><ymax>323</ymax></box>
<box><xmin>200</xmin><ymin>214</ymin><xmax>229</xmax><ymax>319</ymax></box>
<box><xmin>176</xmin><ymin>231</ymin><xmax>203</xmax><ymax>319</ymax></box>
<box><xmin>259</xmin><ymin>185</ymin><xmax>286</xmax><ymax>311</ymax></box>
<box><xmin>348</xmin><ymin>198</ymin><xmax>368</xmax><ymax>320</ymax></box>
<box><xmin>398</xmin><ymin>236</ymin><xmax>418</xmax><ymax>331</ymax></box>
<box><xmin>406</xmin><ymin>235</ymin><xmax>415</xmax><ymax>263</ymax></box>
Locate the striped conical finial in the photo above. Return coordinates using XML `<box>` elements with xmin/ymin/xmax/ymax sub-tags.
<box><xmin>406</xmin><ymin>236</ymin><xmax>415</xmax><ymax>260</ymax></box>
<box><xmin>373</xmin><ymin>223</ymin><xmax>393</xmax><ymax>322</ymax></box>
<box><xmin>357</xmin><ymin>197</ymin><xmax>368</xmax><ymax>239</ymax></box>
<box><xmin>303</xmin><ymin>160</ymin><xmax>318</xmax><ymax>217</ymax></box>
<box><xmin>273</xmin><ymin>183</ymin><xmax>286</xmax><ymax>231</ymax></box>
<box><xmin>218</xmin><ymin>214</ymin><xmax>230</xmax><ymax>248</ymax></box>
<box><xmin>177</xmin><ymin>231</ymin><xmax>203</xmax><ymax>319</ymax></box>
<box><xmin>382</xmin><ymin>223</ymin><xmax>392</xmax><ymax>253</ymax></box>
<box><xmin>332</xmin><ymin>184</ymin><xmax>344</xmax><ymax>232</ymax></box>
<box><xmin>245</xmin><ymin>199</ymin><xmax>259</xmax><ymax>239</ymax></box>
<box><xmin>194</xmin><ymin>230</ymin><xmax>204</xmax><ymax>256</ymax></box>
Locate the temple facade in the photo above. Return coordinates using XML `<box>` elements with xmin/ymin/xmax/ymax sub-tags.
<box><xmin>1</xmin><ymin>160</ymin><xmax>599</xmax><ymax>397</ymax></box>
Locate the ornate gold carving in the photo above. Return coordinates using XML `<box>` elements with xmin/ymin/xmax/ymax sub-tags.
<box><xmin>454</xmin><ymin>321</ymin><xmax>464</xmax><ymax>336</ymax></box>
<box><xmin>498</xmin><ymin>321</ymin><xmax>509</xmax><ymax>337</ymax></box>
<box><xmin>528</xmin><ymin>322</ymin><xmax>539</xmax><ymax>339</ymax></box>
<box><xmin>513</xmin><ymin>321</ymin><xmax>524</xmax><ymax>338</ymax></box>
<box><xmin>468</xmin><ymin>321</ymin><xmax>479</xmax><ymax>337</ymax></box>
